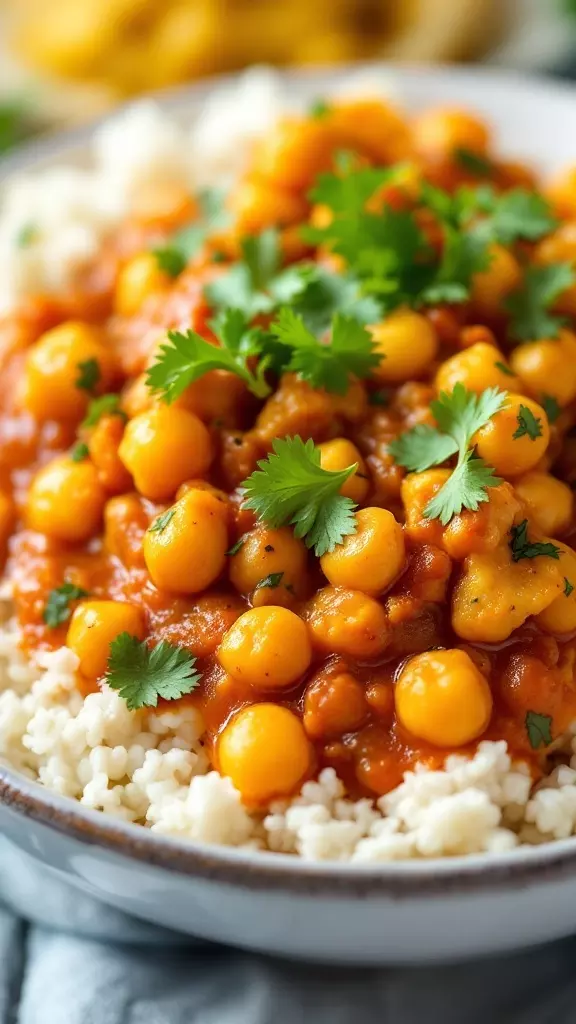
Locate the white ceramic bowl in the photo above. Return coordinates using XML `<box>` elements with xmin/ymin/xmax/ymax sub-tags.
<box><xmin>3</xmin><ymin>64</ymin><xmax>576</xmax><ymax>966</ymax></box>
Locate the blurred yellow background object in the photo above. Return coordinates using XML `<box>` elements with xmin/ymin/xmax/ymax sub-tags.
<box><xmin>11</xmin><ymin>0</ymin><xmax>504</xmax><ymax>100</ymax></box>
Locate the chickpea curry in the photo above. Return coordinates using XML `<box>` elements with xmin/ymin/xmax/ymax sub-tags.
<box><xmin>4</xmin><ymin>96</ymin><xmax>576</xmax><ymax>810</ymax></box>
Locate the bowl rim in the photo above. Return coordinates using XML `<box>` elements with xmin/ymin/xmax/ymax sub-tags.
<box><xmin>4</xmin><ymin>61</ymin><xmax>576</xmax><ymax>896</ymax></box>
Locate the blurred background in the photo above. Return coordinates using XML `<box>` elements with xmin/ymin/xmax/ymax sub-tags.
<box><xmin>0</xmin><ymin>0</ymin><xmax>575</xmax><ymax>153</ymax></box>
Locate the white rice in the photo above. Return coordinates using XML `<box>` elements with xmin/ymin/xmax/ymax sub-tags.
<box><xmin>2</xmin><ymin>622</ymin><xmax>576</xmax><ymax>861</ymax></box>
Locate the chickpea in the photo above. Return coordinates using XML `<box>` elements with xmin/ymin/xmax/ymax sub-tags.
<box><xmin>229</xmin><ymin>175</ymin><xmax>308</xmax><ymax>235</ymax></box>
<box><xmin>320</xmin><ymin>507</ymin><xmax>405</xmax><ymax>596</ymax></box>
<box><xmin>317</xmin><ymin>438</ymin><xmax>369</xmax><ymax>503</ymax></box>
<box><xmin>535</xmin><ymin>223</ymin><xmax>576</xmax><ymax>315</ymax></box>
<box><xmin>304</xmin><ymin>586</ymin><xmax>390</xmax><ymax>660</ymax></box>
<box><xmin>218</xmin><ymin>704</ymin><xmax>312</xmax><ymax>804</ymax></box>
<box><xmin>303</xmin><ymin>669</ymin><xmax>367</xmax><ymax>740</ymax></box>
<box><xmin>370</xmin><ymin>311</ymin><xmax>438</xmax><ymax>384</ymax></box>
<box><xmin>114</xmin><ymin>253</ymin><xmax>170</xmax><ymax>317</ymax></box>
<box><xmin>175</xmin><ymin>369</ymin><xmax>248</xmax><ymax>426</ymax></box>
<box><xmin>395</xmin><ymin>649</ymin><xmax>493</xmax><ymax>748</ymax></box>
<box><xmin>412</xmin><ymin>107</ymin><xmax>490</xmax><ymax>161</ymax></box>
<box><xmin>546</xmin><ymin>167</ymin><xmax>576</xmax><ymax>219</ymax></box>
<box><xmin>435</xmin><ymin>342</ymin><xmax>520</xmax><ymax>395</ymax></box>
<box><xmin>67</xmin><ymin>600</ymin><xmax>145</xmax><ymax>679</ymax></box>
<box><xmin>514</xmin><ymin>472</ymin><xmax>573</xmax><ymax>536</ymax></box>
<box><xmin>326</xmin><ymin>99</ymin><xmax>411</xmax><ymax>164</ymax></box>
<box><xmin>23</xmin><ymin>321</ymin><xmax>115</xmax><ymax>422</ymax></box>
<box><xmin>510</xmin><ymin>331</ymin><xmax>576</xmax><ymax>406</ymax></box>
<box><xmin>26</xmin><ymin>456</ymin><xmax>106</xmax><ymax>542</ymax></box>
<box><xmin>536</xmin><ymin>542</ymin><xmax>576</xmax><ymax>634</ymax></box>
<box><xmin>471</xmin><ymin>244</ymin><xmax>522</xmax><ymax>316</ymax></box>
<box><xmin>474</xmin><ymin>394</ymin><xmax>550</xmax><ymax>477</ymax></box>
<box><xmin>144</xmin><ymin>488</ymin><xmax>228</xmax><ymax>594</ymax></box>
<box><xmin>251</xmin><ymin>117</ymin><xmax>333</xmax><ymax>191</ymax></box>
<box><xmin>218</xmin><ymin>606</ymin><xmax>311</xmax><ymax>690</ymax></box>
<box><xmin>119</xmin><ymin>405</ymin><xmax>213</xmax><ymax>501</ymax></box>
<box><xmin>229</xmin><ymin>526</ymin><xmax>307</xmax><ymax>598</ymax></box>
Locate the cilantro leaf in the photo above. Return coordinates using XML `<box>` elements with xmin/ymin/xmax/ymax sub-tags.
<box><xmin>273</xmin><ymin>262</ymin><xmax>382</xmax><ymax>334</ymax></box>
<box><xmin>242</xmin><ymin>435</ymin><xmax>358</xmax><ymax>556</ymax></box>
<box><xmin>471</xmin><ymin>188</ymin><xmax>557</xmax><ymax>246</ymax></box>
<box><xmin>152</xmin><ymin>187</ymin><xmax>231</xmax><ymax>275</ymax></box>
<box><xmin>421</xmin><ymin>228</ymin><xmax>492</xmax><ymax>305</ymax></box>
<box><xmin>494</xmin><ymin>360</ymin><xmax>515</xmax><ymax>377</ymax></box>
<box><xmin>226</xmin><ymin>536</ymin><xmax>245</xmax><ymax>556</ymax></box>
<box><xmin>76</xmin><ymin>359</ymin><xmax>101</xmax><ymax>393</ymax></box>
<box><xmin>525</xmin><ymin>710</ymin><xmax>553</xmax><ymax>750</ymax></box>
<box><xmin>205</xmin><ymin>229</ymin><xmax>281</xmax><ymax>317</ymax></box>
<box><xmin>388</xmin><ymin>424</ymin><xmax>458</xmax><ymax>473</ymax></box>
<box><xmin>70</xmin><ymin>442</ymin><xmax>89</xmax><ymax>463</ymax></box>
<box><xmin>270</xmin><ymin>309</ymin><xmax>379</xmax><ymax>394</ymax></box>
<box><xmin>16</xmin><ymin>223</ymin><xmax>38</xmax><ymax>249</ymax></box>
<box><xmin>254</xmin><ymin>572</ymin><xmax>284</xmax><ymax>590</ymax></box>
<box><xmin>148</xmin><ymin>509</ymin><xmax>176</xmax><ymax>534</ymax></box>
<box><xmin>541</xmin><ymin>394</ymin><xmax>561</xmax><ymax>423</ymax></box>
<box><xmin>454</xmin><ymin>148</ymin><xmax>494</xmax><ymax>178</ymax></box>
<box><xmin>106</xmin><ymin>634</ymin><xmax>201</xmax><ymax>710</ymax></box>
<box><xmin>43</xmin><ymin>583</ymin><xmax>90</xmax><ymax>628</ymax></box>
<box><xmin>509</xmin><ymin>520</ymin><xmax>561</xmax><ymax>562</ymax></box>
<box><xmin>564</xmin><ymin>577</ymin><xmax>574</xmax><ymax>597</ymax></box>
<box><xmin>424</xmin><ymin>451</ymin><xmax>502</xmax><ymax>526</ymax></box>
<box><xmin>506</xmin><ymin>263</ymin><xmax>575</xmax><ymax>342</ymax></box>
<box><xmin>82</xmin><ymin>393</ymin><xmax>126</xmax><ymax>428</ymax></box>
<box><xmin>309</xmin><ymin>98</ymin><xmax>331</xmax><ymax>119</ymax></box>
<box><xmin>146</xmin><ymin>308</ymin><xmax>273</xmax><ymax>401</ymax></box>
<box><xmin>513</xmin><ymin>405</ymin><xmax>543</xmax><ymax>441</ymax></box>
<box><xmin>390</xmin><ymin>383</ymin><xmax>507</xmax><ymax>524</ymax></box>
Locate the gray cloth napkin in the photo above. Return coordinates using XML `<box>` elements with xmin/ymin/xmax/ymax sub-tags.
<box><xmin>1</xmin><ymin>838</ymin><xmax>576</xmax><ymax>1023</ymax></box>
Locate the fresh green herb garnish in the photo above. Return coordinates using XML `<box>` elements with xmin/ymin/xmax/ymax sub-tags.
<box><xmin>146</xmin><ymin>308</ymin><xmax>274</xmax><ymax>402</ymax></box>
<box><xmin>270</xmin><ymin>309</ymin><xmax>379</xmax><ymax>394</ymax></box>
<box><xmin>242</xmin><ymin>436</ymin><xmax>358</xmax><ymax>556</ymax></box>
<box><xmin>106</xmin><ymin>634</ymin><xmax>201</xmax><ymax>711</ymax></box>
<box><xmin>148</xmin><ymin>509</ymin><xmax>176</xmax><ymax>534</ymax></box>
<box><xmin>454</xmin><ymin>147</ymin><xmax>494</xmax><ymax>177</ymax></box>
<box><xmin>564</xmin><ymin>578</ymin><xmax>574</xmax><ymax>597</ymax></box>
<box><xmin>205</xmin><ymin>228</ymin><xmax>283</xmax><ymax>318</ymax></box>
<box><xmin>70</xmin><ymin>442</ymin><xmax>89</xmax><ymax>463</ymax></box>
<box><xmin>389</xmin><ymin>383</ymin><xmax>506</xmax><ymax>524</ymax></box>
<box><xmin>513</xmin><ymin>405</ymin><xmax>543</xmax><ymax>441</ymax></box>
<box><xmin>0</xmin><ymin>96</ymin><xmax>38</xmax><ymax>155</ymax></box>
<box><xmin>506</xmin><ymin>263</ymin><xmax>575</xmax><ymax>342</ymax></box>
<box><xmin>82</xmin><ymin>393</ymin><xmax>126</xmax><ymax>429</ymax></box>
<box><xmin>509</xmin><ymin>520</ymin><xmax>561</xmax><ymax>562</ymax></box>
<box><xmin>494</xmin><ymin>360</ymin><xmax>515</xmax><ymax>377</ymax></box>
<box><xmin>309</xmin><ymin>98</ymin><xmax>331</xmax><ymax>119</ymax></box>
<box><xmin>16</xmin><ymin>223</ymin><xmax>38</xmax><ymax>248</ymax></box>
<box><xmin>75</xmin><ymin>359</ymin><xmax>101</xmax><ymax>393</ymax></box>
<box><xmin>470</xmin><ymin>187</ymin><xmax>557</xmax><ymax>245</ymax></box>
<box><xmin>152</xmin><ymin>188</ymin><xmax>231</xmax><ymax>276</ymax></box>
<box><xmin>541</xmin><ymin>394</ymin><xmax>561</xmax><ymax>424</ymax></box>
<box><xmin>525</xmin><ymin>710</ymin><xmax>553</xmax><ymax>750</ymax></box>
<box><xmin>43</xmin><ymin>583</ymin><xmax>90</xmax><ymax>628</ymax></box>
<box><xmin>226</xmin><ymin>536</ymin><xmax>245</xmax><ymax>556</ymax></box>
<box><xmin>255</xmin><ymin>572</ymin><xmax>284</xmax><ymax>590</ymax></box>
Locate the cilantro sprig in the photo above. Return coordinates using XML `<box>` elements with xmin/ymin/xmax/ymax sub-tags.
<box><xmin>270</xmin><ymin>309</ymin><xmax>379</xmax><ymax>395</ymax></box>
<box><xmin>506</xmin><ymin>263</ymin><xmax>575</xmax><ymax>342</ymax></box>
<box><xmin>389</xmin><ymin>383</ymin><xmax>506</xmax><ymax>524</ymax></box>
<box><xmin>525</xmin><ymin>710</ymin><xmax>553</xmax><ymax>750</ymax></box>
<box><xmin>242</xmin><ymin>436</ymin><xmax>358</xmax><ymax>556</ymax></box>
<box><xmin>152</xmin><ymin>187</ymin><xmax>231</xmax><ymax>276</ymax></box>
<box><xmin>146</xmin><ymin>308</ymin><xmax>274</xmax><ymax>401</ymax></box>
<box><xmin>513</xmin><ymin>405</ymin><xmax>543</xmax><ymax>441</ymax></box>
<box><xmin>76</xmin><ymin>359</ymin><xmax>101</xmax><ymax>393</ymax></box>
<box><xmin>106</xmin><ymin>634</ymin><xmax>201</xmax><ymax>710</ymax></box>
<box><xmin>43</xmin><ymin>583</ymin><xmax>90</xmax><ymax>628</ymax></box>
